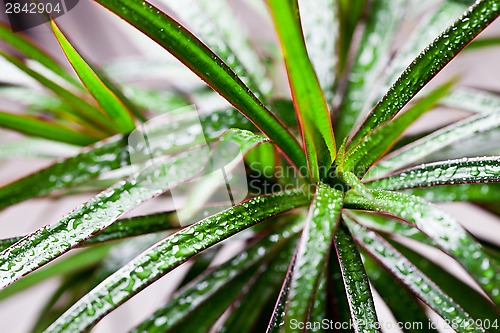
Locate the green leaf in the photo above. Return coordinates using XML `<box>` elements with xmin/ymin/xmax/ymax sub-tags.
<box><xmin>442</xmin><ymin>88</ymin><xmax>500</xmax><ymax>114</ymax></box>
<box><xmin>177</xmin><ymin>246</ymin><xmax>221</xmax><ymax>288</ymax></box>
<box><xmin>368</xmin><ymin>156</ymin><xmax>500</xmax><ymax>190</ymax></box>
<box><xmin>403</xmin><ymin>183</ymin><xmax>500</xmax><ymax>202</ymax></box>
<box><xmin>218</xmin><ymin>233</ymin><xmax>297</xmax><ymax>333</ymax></box>
<box><xmin>0</xmin><ymin>138</ymin><xmax>78</xmax><ymax>160</ymax></box>
<box><xmin>350</xmin><ymin>0</ymin><xmax>500</xmax><ymax>145</ymax></box>
<box><xmin>93</xmin><ymin>0</ymin><xmax>306</xmax><ymax>172</ymax></box>
<box><xmin>299</xmin><ymin>0</ymin><xmax>337</xmax><ymax>106</ymax></box>
<box><xmin>133</xmin><ymin>218</ymin><xmax>302</xmax><ymax>332</ymax></box>
<box><xmin>266</xmin><ymin>254</ymin><xmax>295</xmax><ymax>333</ymax></box>
<box><xmin>365</xmin><ymin>110</ymin><xmax>500</xmax><ymax>179</ymax></box>
<box><xmin>0</xmin><ymin>244</ymin><xmax>111</xmax><ymax>301</ymax></box>
<box><xmin>0</xmin><ymin>211</ymin><xmax>177</xmax><ymax>252</ymax></box>
<box><xmin>336</xmin><ymin>0</ymin><xmax>366</xmax><ymax>73</ymax></box>
<box><xmin>0</xmin><ymin>111</ymin><xmax>96</xmax><ymax>146</ymax></box>
<box><xmin>344</xmin><ymin>189</ymin><xmax>500</xmax><ymax>306</ymax></box>
<box><xmin>336</xmin><ymin>0</ymin><xmax>406</xmax><ymax>141</ymax></box>
<box><xmin>348</xmin><ymin>222</ymin><xmax>486</xmax><ymax>333</ymax></box>
<box><xmin>466</xmin><ymin>35</ymin><xmax>500</xmax><ymax>50</ymax></box>
<box><xmin>0</xmin><ymin>109</ymin><xmax>256</xmax><ymax>210</ymax></box>
<box><xmin>372</xmin><ymin>0</ymin><xmax>470</xmax><ymax>106</ymax></box>
<box><xmin>278</xmin><ymin>183</ymin><xmax>343</xmax><ymax>331</ymax></box>
<box><xmin>0</xmin><ymin>23</ymin><xmax>80</xmax><ymax>87</ymax></box>
<box><xmin>51</xmin><ymin>21</ymin><xmax>136</xmax><ymax>133</ymax></box>
<box><xmin>0</xmin><ymin>52</ymin><xmax>115</xmax><ymax>133</ymax></box>
<box><xmin>44</xmin><ymin>190</ymin><xmax>310</xmax><ymax>333</ymax></box>
<box><xmin>0</xmin><ymin>129</ymin><xmax>267</xmax><ymax>289</ymax></box>
<box><xmin>361</xmin><ymin>251</ymin><xmax>437</xmax><ymax>333</ymax></box>
<box><xmin>341</xmin><ymin>82</ymin><xmax>453</xmax><ymax>174</ymax></box>
<box><xmin>334</xmin><ymin>222</ymin><xmax>380</xmax><ymax>333</ymax></box>
<box><xmin>167</xmin><ymin>0</ymin><xmax>269</xmax><ymax>100</ymax></box>
<box><xmin>268</xmin><ymin>0</ymin><xmax>336</xmax><ymax>181</ymax></box>
<box><xmin>389</xmin><ymin>239</ymin><xmax>500</xmax><ymax>326</ymax></box>
<box><xmin>307</xmin><ymin>269</ymin><xmax>328</xmax><ymax>333</ymax></box>
<box><xmin>327</xmin><ymin>246</ymin><xmax>354</xmax><ymax>332</ymax></box>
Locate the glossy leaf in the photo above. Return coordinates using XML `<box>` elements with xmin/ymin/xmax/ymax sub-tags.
<box><xmin>218</xmin><ymin>235</ymin><xmax>297</xmax><ymax>333</ymax></box>
<box><xmin>365</xmin><ymin>110</ymin><xmax>500</xmax><ymax>179</ymax></box>
<box><xmin>93</xmin><ymin>0</ymin><xmax>306</xmax><ymax>171</ymax></box>
<box><xmin>404</xmin><ymin>183</ymin><xmax>500</xmax><ymax>202</ymax></box>
<box><xmin>350</xmin><ymin>0</ymin><xmax>500</xmax><ymax>145</ymax></box>
<box><xmin>0</xmin><ymin>111</ymin><xmax>96</xmax><ymax>146</ymax></box>
<box><xmin>0</xmin><ymin>211</ymin><xmax>177</xmax><ymax>252</ymax></box>
<box><xmin>344</xmin><ymin>189</ymin><xmax>500</xmax><ymax>306</ymax></box>
<box><xmin>0</xmin><ymin>108</ymin><xmax>255</xmax><ymax>210</ymax></box>
<box><xmin>307</xmin><ymin>270</ymin><xmax>328</xmax><ymax>333</ymax></box>
<box><xmin>368</xmin><ymin>156</ymin><xmax>500</xmax><ymax>190</ymax></box>
<box><xmin>336</xmin><ymin>0</ymin><xmax>406</xmax><ymax>141</ymax></box>
<box><xmin>299</xmin><ymin>0</ymin><xmax>337</xmax><ymax>106</ymax></box>
<box><xmin>279</xmin><ymin>183</ymin><xmax>343</xmax><ymax>331</ymax></box>
<box><xmin>389</xmin><ymin>239</ymin><xmax>500</xmax><ymax>325</ymax></box>
<box><xmin>327</xmin><ymin>245</ymin><xmax>353</xmax><ymax>332</ymax></box>
<box><xmin>373</xmin><ymin>0</ymin><xmax>470</xmax><ymax>105</ymax></box>
<box><xmin>334</xmin><ymin>222</ymin><xmax>380</xmax><ymax>333</ymax></box>
<box><xmin>336</xmin><ymin>0</ymin><xmax>366</xmax><ymax>73</ymax></box>
<box><xmin>168</xmin><ymin>0</ymin><xmax>268</xmax><ymax>100</ymax></box>
<box><xmin>442</xmin><ymin>87</ymin><xmax>500</xmax><ymax>114</ymax></box>
<box><xmin>44</xmin><ymin>190</ymin><xmax>310</xmax><ymax>332</ymax></box>
<box><xmin>0</xmin><ymin>129</ymin><xmax>267</xmax><ymax>289</ymax></box>
<box><xmin>0</xmin><ymin>244</ymin><xmax>111</xmax><ymax>301</ymax></box>
<box><xmin>133</xmin><ymin>220</ymin><xmax>302</xmax><ymax>332</ymax></box>
<box><xmin>0</xmin><ymin>22</ymin><xmax>80</xmax><ymax>87</ymax></box>
<box><xmin>268</xmin><ymin>0</ymin><xmax>336</xmax><ymax>181</ymax></box>
<box><xmin>341</xmin><ymin>82</ymin><xmax>453</xmax><ymax>174</ymax></box>
<box><xmin>361</xmin><ymin>251</ymin><xmax>436</xmax><ymax>333</ymax></box>
<box><xmin>51</xmin><ymin>21</ymin><xmax>136</xmax><ymax>133</ymax></box>
<box><xmin>0</xmin><ymin>52</ymin><xmax>115</xmax><ymax>132</ymax></box>
<box><xmin>348</xmin><ymin>222</ymin><xmax>486</xmax><ymax>333</ymax></box>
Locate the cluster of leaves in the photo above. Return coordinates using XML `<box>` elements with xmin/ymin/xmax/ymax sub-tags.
<box><xmin>0</xmin><ymin>0</ymin><xmax>500</xmax><ymax>332</ymax></box>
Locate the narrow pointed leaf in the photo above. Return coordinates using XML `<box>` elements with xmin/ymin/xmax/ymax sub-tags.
<box><xmin>389</xmin><ymin>239</ymin><xmax>500</xmax><ymax>325</ymax></box>
<box><xmin>0</xmin><ymin>211</ymin><xmax>177</xmax><ymax>252</ymax></box>
<box><xmin>51</xmin><ymin>22</ymin><xmax>136</xmax><ymax>133</ymax></box>
<box><xmin>365</xmin><ymin>110</ymin><xmax>500</xmax><ymax>179</ymax></box>
<box><xmin>348</xmin><ymin>222</ymin><xmax>486</xmax><ymax>333</ymax></box>
<box><xmin>219</xmin><ymin>231</ymin><xmax>298</xmax><ymax>333</ymax></box>
<box><xmin>44</xmin><ymin>190</ymin><xmax>310</xmax><ymax>333</ymax></box>
<box><xmin>342</xmin><ymin>82</ymin><xmax>453</xmax><ymax>174</ymax></box>
<box><xmin>0</xmin><ymin>109</ymin><xmax>255</xmax><ymax>210</ymax></box>
<box><xmin>368</xmin><ymin>156</ymin><xmax>500</xmax><ymax>190</ymax></box>
<box><xmin>0</xmin><ymin>52</ymin><xmax>115</xmax><ymax>132</ymax></box>
<box><xmin>404</xmin><ymin>183</ymin><xmax>500</xmax><ymax>202</ymax></box>
<box><xmin>307</xmin><ymin>269</ymin><xmax>328</xmax><ymax>333</ymax></box>
<box><xmin>177</xmin><ymin>246</ymin><xmax>220</xmax><ymax>288</ymax></box>
<box><xmin>327</xmin><ymin>245</ymin><xmax>354</xmax><ymax>332</ymax></box>
<box><xmin>279</xmin><ymin>183</ymin><xmax>343</xmax><ymax>331</ymax></box>
<box><xmin>373</xmin><ymin>0</ymin><xmax>469</xmax><ymax>105</ymax></box>
<box><xmin>0</xmin><ymin>129</ymin><xmax>267</xmax><ymax>289</ymax></box>
<box><xmin>0</xmin><ymin>111</ymin><xmax>96</xmax><ymax>146</ymax></box>
<box><xmin>344</xmin><ymin>189</ymin><xmax>500</xmax><ymax>306</ymax></box>
<box><xmin>93</xmin><ymin>0</ymin><xmax>306</xmax><ymax>171</ymax></box>
<box><xmin>361</xmin><ymin>251</ymin><xmax>437</xmax><ymax>333</ymax></box>
<box><xmin>350</xmin><ymin>0</ymin><xmax>500</xmax><ymax>145</ymax></box>
<box><xmin>442</xmin><ymin>88</ymin><xmax>500</xmax><ymax>114</ymax></box>
<box><xmin>299</xmin><ymin>0</ymin><xmax>337</xmax><ymax>106</ymax></box>
<box><xmin>0</xmin><ymin>244</ymin><xmax>111</xmax><ymax>301</ymax></box>
<box><xmin>467</xmin><ymin>36</ymin><xmax>500</xmax><ymax>49</ymax></box>
<box><xmin>0</xmin><ymin>23</ymin><xmax>80</xmax><ymax>87</ymax></box>
<box><xmin>335</xmin><ymin>222</ymin><xmax>380</xmax><ymax>333</ymax></box>
<box><xmin>133</xmin><ymin>220</ymin><xmax>302</xmax><ymax>332</ymax></box>
<box><xmin>268</xmin><ymin>0</ymin><xmax>336</xmax><ymax>181</ymax></box>
<box><xmin>336</xmin><ymin>0</ymin><xmax>366</xmax><ymax>73</ymax></box>
<box><xmin>168</xmin><ymin>0</ymin><xmax>268</xmax><ymax>100</ymax></box>
<box><xmin>336</xmin><ymin>0</ymin><xmax>406</xmax><ymax>141</ymax></box>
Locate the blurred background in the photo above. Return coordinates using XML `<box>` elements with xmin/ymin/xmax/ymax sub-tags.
<box><xmin>1</xmin><ymin>0</ymin><xmax>500</xmax><ymax>332</ymax></box>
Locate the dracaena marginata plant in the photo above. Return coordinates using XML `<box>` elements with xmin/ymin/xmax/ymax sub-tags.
<box><xmin>0</xmin><ymin>0</ymin><xmax>500</xmax><ymax>332</ymax></box>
